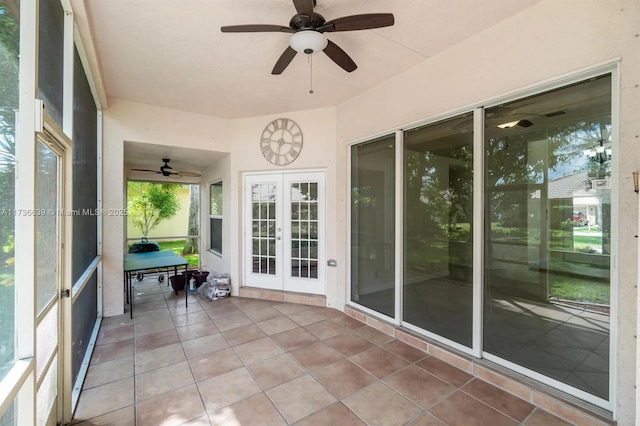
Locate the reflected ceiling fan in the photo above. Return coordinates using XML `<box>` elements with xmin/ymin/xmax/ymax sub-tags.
<box><xmin>221</xmin><ymin>0</ymin><xmax>394</xmax><ymax>74</ymax></box>
<box><xmin>131</xmin><ymin>158</ymin><xmax>201</xmax><ymax>178</ymax></box>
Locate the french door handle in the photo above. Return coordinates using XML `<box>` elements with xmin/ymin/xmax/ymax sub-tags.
<box><xmin>276</xmin><ymin>236</ymin><xmax>281</xmax><ymax>240</ymax></box>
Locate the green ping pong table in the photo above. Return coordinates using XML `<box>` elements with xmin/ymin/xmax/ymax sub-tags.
<box><xmin>123</xmin><ymin>250</ymin><xmax>189</xmax><ymax>319</ymax></box>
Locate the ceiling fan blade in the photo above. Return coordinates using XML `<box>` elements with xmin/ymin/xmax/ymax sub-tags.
<box><xmin>131</xmin><ymin>168</ymin><xmax>161</xmax><ymax>174</ymax></box>
<box><xmin>292</xmin><ymin>0</ymin><xmax>314</xmax><ymax>16</ymax></box>
<box><xmin>178</xmin><ymin>171</ymin><xmax>202</xmax><ymax>178</ymax></box>
<box><xmin>272</xmin><ymin>46</ymin><xmax>298</xmax><ymax>75</ymax></box>
<box><xmin>320</xmin><ymin>13</ymin><xmax>395</xmax><ymax>32</ymax></box>
<box><xmin>323</xmin><ymin>40</ymin><xmax>357</xmax><ymax>72</ymax></box>
<box><xmin>221</xmin><ymin>24</ymin><xmax>293</xmax><ymax>33</ymax></box>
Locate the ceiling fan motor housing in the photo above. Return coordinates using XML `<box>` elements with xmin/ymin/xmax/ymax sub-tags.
<box><xmin>289</xmin><ymin>12</ymin><xmax>326</xmax><ymax>32</ymax></box>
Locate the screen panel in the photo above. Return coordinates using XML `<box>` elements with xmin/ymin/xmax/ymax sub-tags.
<box><xmin>72</xmin><ymin>48</ymin><xmax>98</xmax><ymax>283</ymax></box>
<box><xmin>71</xmin><ymin>271</ymin><xmax>97</xmax><ymax>385</ymax></box>
<box><xmin>38</xmin><ymin>0</ymin><xmax>64</xmax><ymax>127</ymax></box>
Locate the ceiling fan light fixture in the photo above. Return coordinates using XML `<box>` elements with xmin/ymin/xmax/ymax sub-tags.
<box><xmin>289</xmin><ymin>30</ymin><xmax>327</xmax><ymax>54</ymax></box>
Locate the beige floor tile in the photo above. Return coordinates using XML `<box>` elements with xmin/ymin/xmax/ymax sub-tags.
<box><xmin>331</xmin><ymin>315</ymin><xmax>365</xmax><ymax>329</ymax></box>
<box><xmin>177</xmin><ymin>321</ymin><xmax>219</xmax><ymax>342</ymax></box>
<box><xmin>90</xmin><ymin>339</ymin><xmax>133</xmax><ymax>365</ymax></box>
<box><xmin>73</xmin><ymin>377</ymin><xmax>134</xmax><ymax>421</ymax></box>
<box><xmin>134</xmin><ymin>317</ymin><xmax>176</xmax><ymax>337</ymax></box>
<box><xmin>267</xmin><ymin>375</ymin><xmax>336</xmax><ymax>424</ymax></box>
<box><xmin>72</xmin><ymin>405</ymin><xmax>135</xmax><ymax>426</ymax></box>
<box><xmin>96</xmin><ymin>324</ymin><xmax>134</xmax><ymax>345</ymax></box>
<box><xmin>234</xmin><ymin>336</ymin><xmax>284</xmax><ymax>365</ymax></box>
<box><xmin>290</xmin><ymin>341</ymin><xmax>345</xmax><ymax>371</ymax></box>
<box><xmin>324</xmin><ymin>333</ymin><xmax>374</xmax><ymax>357</ymax></box>
<box><xmin>180</xmin><ymin>415</ymin><xmax>212</xmax><ymax>425</ymax></box>
<box><xmin>382</xmin><ymin>340</ymin><xmax>428</xmax><ymax>363</ymax></box>
<box><xmin>198</xmin><ymin>368</ymin><xmax>262</xmax><ymax>413</ymax></box>
<box><xmin>272</xmin><ymin>327</ymin><xmax>319</xmax><ymax>351</ymax></box>
<box><xmin>83</xmin><ymin>356</ymin><xmax>134</xmax><ymax>389</ymax></box>
<box><xmin>222</xmin><ymin>323</ymin><xmax>267</xmax><ymax>346</ymax></box>
<box><xmin>233</xmin><ymin>299</ymin><xmax>275</xmax><ymax>313</ymax></box>
<box><xmin>257</xmin><ymin>316</ymin><xmax>300</xmax><ymax>335</ymax></box>
<box><xmin>383</xmin><ymin>365</ymin><xmax>456</xmax><ymax>409</ymax></box>
<box><xmin>136</xmin><ymin>384</ymin><xmax>205</xmax><ymax>426</ymax></box>
<box><xmin>313</xmin><ymin>359</ymin><xmax>377</xmax><ymax>399</ymax></box>
<box><xmin>416</xmin><ymin>356</ymin><xmax>473</xmax><ymax>387</ymax></box>
<box><xmin>135</xmin><ymin>328</ymin><xmax>180</xmax><ymax>353</ymax></box>
<box><xmin>204</xmin><ymin>304</ymin><xmax>243</xmax><ymax>319</ymax></box>
<box><xmin>133</xmin><ymin>300</ymin><xmax>168</xmax><ymax>315</ymax></box>
<box><xmin>295</xmin><ymin>402</ymin><xmax>366</xmax><ymax>426</ymax></box>
<box><xmin>210</xmin><ymin>393</ymin><xmax>286</xmax><ymax>426</ymax></box>
<box><xmin>173</xmin><ymin>310</ymin><xmax>214</xmax><ymax>328</ymax></box>
<box><xmin>461</xmin><ymin>379</ymin><xmax>534</xmax><ymax>422</ymax></box>
<box><xmin>246</xmin><ymin>306</ymin><xmax>284</xmax><ymax>322</ymax></box>
<box><xmin>405</xmin><ymin>412</ymin><xmax>446</xmax><ymax>425</ymax></box>
<box><xmin>343</xmin><ymin>382</ymin><xmax>422</xmax><ymax>426</ymax></box>
<box><xmin>430</xmin><ymin>391</ymin><xmax>518</xmax><ymax>426</ymax></box>
<box><xmin>288</xmin><ymin>310</ymin><xmax>326</xmax><ymax>327</ymax></box>
<box><xmin>248</xmin><ymin>353</ymin><xmax>306</xmax><ymax>390</ymax></box>
<box><xmin>523</xmin><ymin>408</ymin><xmax>573</xmax><ymax>425</ymax></box>
<box><xmin>135</xmin><ymin>360</ymin><xmax>194</xmax><ymax>402</ymax></box>
<box><xmin>350</xmin><ymin>346</ymin><xmax>410</xmax><ymax>379</ymax></box>
<box><xmin>352</xmin><ymin>325</ymin><xmax>394</xmax><ymax>345</ymax></box>
<box><xmin>213</xmin><ymin>312</ymin><xmax>253</xmax><ymax>331</ymax></box>
<box><xmin>189</xmin><ymin>347</ymin><xmax>243</xmax><ymax>382</ymax></box>
<box><xmin>274</xmin><ymin>303</ymin><xmax>312</xmax><ymax>315</ymax></box>
<box><xmin>99</xmin><ymin>314</ymin><xmax>134</xmax><ymax>331</ymax></box>
<box><xmin>304</xmin><ymin>319</ymin><xmax>349</xmax><ymax>340</ymax></box>
<box><xmin>182</xmin><ymin>333</ymin><xmax>229</xmax><ymax>359</ymax></box>
<box><xmin>135</xmin><ymin>342</ymin><xmax>186</xmax><ymax>374</ymax></box>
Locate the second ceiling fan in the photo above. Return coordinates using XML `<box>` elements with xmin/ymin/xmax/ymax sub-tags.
<box><xmin>221</xmin><ymin>0</ymin><xmax>394</xmax><ymax>74</ymax></box>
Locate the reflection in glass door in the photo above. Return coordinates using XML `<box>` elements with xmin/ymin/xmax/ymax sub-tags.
<box><xmin>483</xmin><ymin>74</ymin><xmax>612</xmax><ymax>402</ymax></box>
<box><xmin>35</xmin><ymin>136</ymin><xmax>64</xmax><ymax>426</ymax></box>
<box><xmin>245</xmin><ymin>172</ymin><xmax>325</xmax><ymax>295</ymax></box>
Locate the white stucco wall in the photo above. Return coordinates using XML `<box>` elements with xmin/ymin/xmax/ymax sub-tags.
<box><xmin>334</xmin><ymin>1</ymin><xmax>639</xmax><ymax>422</ymax></box>
<box><xmin>102</xmin><ymin>99</ymin><xmax>232</xmax><ymax>317</ymax></box>
<box><xmin>100</xmin><ymin>0</ymin><xmax>639</xmax><ymax>422</ymax></box>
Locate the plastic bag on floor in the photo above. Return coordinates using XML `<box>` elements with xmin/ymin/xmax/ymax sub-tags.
<box><xmin>198</xmin><ymin>273</ymin><xmax>231</xmax><ymax>300</ymax></box>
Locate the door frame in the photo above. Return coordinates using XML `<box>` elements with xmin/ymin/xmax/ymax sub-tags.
<box><xmin>243</xmin><ymin>169</ymin><xmax>327</xmax><ymax>295</ymax></box>
<box><xmin>35</xmin><ymin>127</ymin><xmax>67</xmax><ymax>426</ymax></box>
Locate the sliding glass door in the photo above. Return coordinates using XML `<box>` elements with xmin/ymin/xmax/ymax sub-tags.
<box><xmin>403</xmin><ymin>115</ymin><xmax>474</xmax><ymax>348</ymax></box>
<box><xmin>483</xmin><ymin>74</ymin><xmax>612</xmax><ymax>401</ymax></box>
<box><xmin>349</xmin><ymin>72</ymin><xmax>613</xmax><ymax>406</ymax></box>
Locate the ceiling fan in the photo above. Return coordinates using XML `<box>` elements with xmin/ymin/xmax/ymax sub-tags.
<box><xmin>221</xmin><ymin>0</ymin><xmax>394</xmax><ymax>74</ymax></box>
<box><xmin>131</xmin><ymin>158</ymin><xmax>201</xmax><ymax>178</ymax></box>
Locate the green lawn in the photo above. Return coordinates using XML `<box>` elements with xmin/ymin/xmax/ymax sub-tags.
<box><xmin>549</xmin><ymin>275</ymin><xmax>610</xmax><ymax>304</ymax></box>
<box><xmin>128</xmin><ymin>239</ymin><xmax>199</xmax><ymax>267</ymax></box>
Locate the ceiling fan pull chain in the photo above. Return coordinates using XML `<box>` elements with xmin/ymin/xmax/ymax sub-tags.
<box><xmin>309</xmin><ymin>54</ymin><xmax>314</xmax><ymax>94</ymax></box>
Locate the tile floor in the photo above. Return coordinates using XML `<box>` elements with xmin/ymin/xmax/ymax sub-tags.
<box><xmin>71</xmin><ymin>275</ymin><xmax>575</xmax><ymax>425</ymax></box>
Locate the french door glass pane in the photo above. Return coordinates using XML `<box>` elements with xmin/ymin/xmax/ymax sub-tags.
<box><xmin>252</xmin><ymin>183</ymin><xmax>277</xmax><ymax>275</ymax></box>
<box><xmin>403</xmin><ymin>114</ymin><xmax>474</xmax><ymax>347</ymax></box>
<box><xmin>484</xmin><ymin>74</ymin><xmax>612</xmax><ymax>400</ymax></box>
<box><xmin>0</xmin><ymin>400</ymin><xmax>15</xmax><ymax>426</ymax></box>
<box><xmin>0</xmin><ymin>0</ymin><xmax>19</xmax><ymax>383</ymax></box>
<box><xmin>350</xmin><ymin>136</ymin><xmax>396</xmax><ymax>318</ymax></box>
<box><xmin>290</xmin><ymin>181</ymin><xmax>319</xmax><ymax>279</ymax></box>
<box><xmin>36</xmin><ymin>141</ymin><xmax>58</xmax><ymax>313</ymax></box>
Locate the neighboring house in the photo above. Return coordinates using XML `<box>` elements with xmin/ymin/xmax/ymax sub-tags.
<box><xmin>2</xmin><ymin>1</ymin><xmax>639</xmax><ymax>426</ymax></box>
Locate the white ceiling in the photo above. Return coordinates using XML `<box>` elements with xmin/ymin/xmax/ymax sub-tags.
<box><xmin>78</xmin><ymin>0</ymin><xmax>542</xmax><ymax>119</ymax></box>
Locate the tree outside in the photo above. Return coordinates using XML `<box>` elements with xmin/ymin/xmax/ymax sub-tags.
<box><xmin>128</xmin><ymin>182</ymin><xmax>181</xmax><ymax>238</ymax></box>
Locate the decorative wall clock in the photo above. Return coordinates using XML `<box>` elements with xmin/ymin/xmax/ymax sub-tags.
<box><xmin>260</xmin><ymin>118</ymin><xmax>303</xmax><ymax>166</ymax></box>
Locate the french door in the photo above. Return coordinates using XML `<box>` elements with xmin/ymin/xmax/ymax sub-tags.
<box><xmin>244</xmin><ymin>171</ymin><xmax>326</xmax><ymax>295</ymax></box>
<box><xmin>35</xmin><ymin>134</ymin><xmax>65</xmax><ymax>425</ymax></box>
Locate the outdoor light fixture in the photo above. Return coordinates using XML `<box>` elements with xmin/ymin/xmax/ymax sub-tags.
<box><xmin>583</xmin><ymin>139</ymin><xmax>612</xmax><ymax>165</ymax></box>
<box><xmin>633</xmin><ymin>171</ymin><xmax>639</xmax><ymax>193</ymax></box>
<box><xmin>289</xmin><ymin>30</ymin><xmax>327</xmax><ymax>54</ymax></box>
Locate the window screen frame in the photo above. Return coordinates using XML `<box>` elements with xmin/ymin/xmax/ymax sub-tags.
<box><xmin>209</xmin><ymin>180</ymin><xmax>223</xmax><ymax>255</ymax></box>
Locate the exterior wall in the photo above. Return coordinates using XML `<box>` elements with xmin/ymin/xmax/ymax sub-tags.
<box><xmin>200</xmin><ymin>155</ymin><xmax>231</xmax><ymax>276</ymax></box>
<box><xmin>102</xmin><ymin>99</ymin><xmax>231</xmax><ymax>316</ymax></box>
<box><xmin>227</xmin><ymin>107</ymin><xmax>340</xmax><ymax>307</ymax></box>
<box><xmin>334</xmin><ymin>1</ymin><xmax>639</xmax><ymax>423</ymax></box>
<box><xmin>126</xmin><ymin>185</ymin><xmax>191</xmax><ymax>240</ymax></box>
